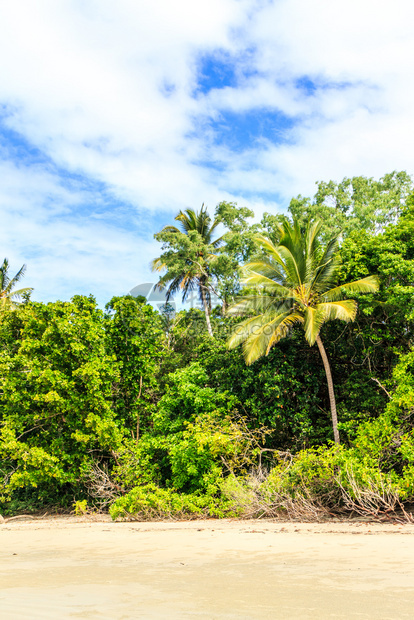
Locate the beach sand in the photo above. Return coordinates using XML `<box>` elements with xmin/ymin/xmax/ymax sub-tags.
<box><xmin>1</xmin><ymin>516</ymin><xmax>414</xmax><ymax>619</ymax></box>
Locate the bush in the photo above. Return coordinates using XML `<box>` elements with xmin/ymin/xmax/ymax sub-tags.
<box><xmin>0</xmin><ymin>297</ymin><xmax>124</xmax><ymax>511</ymax></box>
<box><xmin>221</xmin><ymin>444</ymin><xmax>414</xmax><ymax>522</ymax></box>
<box><xmin>109</xmin><ymin>483</ymin><xmax>231</xmax><ymax>521</ymax></box>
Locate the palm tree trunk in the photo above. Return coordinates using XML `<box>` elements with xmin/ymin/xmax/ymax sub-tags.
<box><xmin>316</xmin><ymin>334</ymin><xmax>340</xmax><ymax>444</ymax></box>
<box><xmin>200</xmin><ymin>286</ymin><xmax>213</xmax><ymax>337</ymax></box>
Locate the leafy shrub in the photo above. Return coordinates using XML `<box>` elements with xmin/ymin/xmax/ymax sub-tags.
<box><xmin>222</xmin><ymin>443</ymin><xmax>414</xmax><ymax>521</ymax></box>
<box><xmin>126</xmin><ymin>363</ymin><xmax>266</xmax><ymax>495</ymax></box>
<box><xmin>0</xmin><ymin>297</ymin><xmax>124</xmax><ymax>510</ymax></box>
<box><xmin>109</xmin><ymin>483</ymin><xmax>231</xmax><ymax>520</ymax></box>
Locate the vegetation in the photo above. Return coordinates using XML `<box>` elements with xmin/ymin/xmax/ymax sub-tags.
<box><xmin>227</xmin><ymin>219</ymin><xmax>379</xmax><ymax>443</ymax></box>
<box><xmin>2</xmin><ymin>172</ymin><xmax>414</xmax><ymax>523</ymax></box>
<box><xmin>151</xmin><ymin>205</ymin><xmax>223</xmax><ymax>336</ymax></box>
<box><xmin>0</xmin><ymin>258</ymin><xmax>33</xmax><ymax>310</ymax></box>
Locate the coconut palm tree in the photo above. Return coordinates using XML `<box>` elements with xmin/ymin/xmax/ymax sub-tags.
<box><xmin>151</xmin><ymin>205</ymin><xmax>223</xmax><ymax>337</ymax></box>
<box><xmin>0</xmin><ymin>258</ymin><xmax>33</xmax><ymax>310</ymax></box>
<box><xmin>227</xmin><ymin>219</ymin><xmax>379</xmax><ymax>444</ymax></box>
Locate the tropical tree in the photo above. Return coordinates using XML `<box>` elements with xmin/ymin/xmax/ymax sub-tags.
<box><xmin>227</xmin><ymin>219</ymin><xmax>379</xmax><ymax>444</ymax></box>
<box><xmin>288</xmin><ymin>171</ymin><xmax>413</xmax><ymax>240</ymax></box>
<box><xmin>151</xmin><ymin>205</ymin><xmax>223</xmax><ymax>337</ymax></box>
<box><xmin>0</xmin><ymin>295</ymin><xmax>123</xmax><ymax>507</ymax></box>
<box><xmin>0</xmin><ymin>259</ymin><xmax>33</xmax><ymax>310</ymax></box>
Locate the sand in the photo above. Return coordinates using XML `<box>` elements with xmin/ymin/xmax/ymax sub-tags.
<box><xmin>1</xmin><ymin>517</ymin><xmax>414</xmax><ymax>619</ymax></box>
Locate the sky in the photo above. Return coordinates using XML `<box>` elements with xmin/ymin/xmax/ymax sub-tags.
<box><xmin>1</xmin><ymin>0</ymin><xmax>414</xmax><ymax>305</ymax></box>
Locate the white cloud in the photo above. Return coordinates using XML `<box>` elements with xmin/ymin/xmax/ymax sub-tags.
<box><xmin>0</xmin><ymin>0</ymin><xmax>413</xmax><ymax>302</ymax></box>
<box><xmin>0</xmin><ymin>158</ymin><xmax>164</xmax><ymax>304</ymax></box>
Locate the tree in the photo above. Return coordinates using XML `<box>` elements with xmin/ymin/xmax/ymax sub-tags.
<box><xmin>288</xmin><ymin>171</ymin><xmax>413</xmax><ymax>240</ymax></box>
<box><xmin>0</xmin><ymin>296</ymin><xmax>123</xmax><ymax>509</ymax></box>
<box><xmin>105</xmin><ymin>295</ymin><xmax>165</xmax><ymax>440</ymax></box>
<box><xmin>152</xmin><ymin>205</ymin><xmax>223</xmax><ymax>337</ymax></box>
<box><xmin>0</xmin><ymin>258</ymin><xmax>33</xmax><ymax>310</ymax></box>
<box><xmin>227</xmin><ymin>219</ymin><xmax>379</xmax><ymax>444</ymax></box>
<box><xmin>211</xmin><ymin>201</ymin><xmax>255</xmax><ymax>309</ymax></box>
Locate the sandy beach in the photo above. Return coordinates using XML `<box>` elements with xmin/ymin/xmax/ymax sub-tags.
<box><xmin>1</xmin><ymin>516</ymin><xmax>414</xmax><ymax>619</ymax></box>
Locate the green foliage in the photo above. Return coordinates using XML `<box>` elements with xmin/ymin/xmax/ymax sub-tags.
<box><xmin>105</xmin><ymin>295</ymin><xmax>165</xmax><ymax>437</ymax></box>
<box><xmin>288</xmin><ymin>171</ymin><xmax>413</xmax><ymax>239</ymax></box>
<box><xmin>329</xmin><ymin>200</ymin><xmax>414</xmax><ymax>423</ymax></box>
<box><xmin>222</xmin><ymin>347</ymin><xmax>414</xmax><ymax>518</ymax></box>
<box><xmin>212</xmin><ymin>201</ymin><xmax>255</xmax><ymax>304</ymax></box>
<box><xmin>0</xmin><ymin>296</ymin><xmax>124</xmax><ymax>509</ymax></box>
<box><xmin>122</xmin><ymin>363</ymin><xmax>262</xmax><ymax>494</ymax></box>
<box><xmin>4</xmin><ymin>172</ymin><xmax>414</xmax><ymax>520</ymax></box>
<box><xmin>152</xmin><ymin>204</ymin><xmax>223</xmax><ymax>336</ymax></box>
<box><xmin>109</xmin><ymin>483</ymin><xmax>230</xmax><ymax>520</ymax></box>
<box><xmin>194</xmin><ymin>332</ymin><xmax>331</xmax><ymax>448</ymax></box>
<box><xmin>221</xmin><ymin>440</ymin><xmax>414</xmax><ymax>519</ymax></box>
<box><xmin>227</xmin><ymin>218</ymin><xmax>378</xmax><ymax>444</ymax></box>
<box><xmin>228</xmin><ymin>219</ymin><xmax>378</xmax><ymax>361</ymax></box>
<box><xmin>152</xmin><ymin>202</ymin><xmax>255</xmax><ymax>329</ymax></box>
<box><xmin>73</xmin><ymin>499</ymin><xmax>88</xmax><ymax>515</ymax></box>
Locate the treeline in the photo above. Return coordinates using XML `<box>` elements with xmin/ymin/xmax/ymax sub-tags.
<box><xmin>2</xmin><ymin>171</ymin><xmax>414</xmax><ymax>520</ymax></box>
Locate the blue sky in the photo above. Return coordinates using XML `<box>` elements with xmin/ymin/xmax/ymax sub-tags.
<box><xmin>0</xmin><ymin>0</ymin><xmax>413</xmax><ymax>305</ymax></box>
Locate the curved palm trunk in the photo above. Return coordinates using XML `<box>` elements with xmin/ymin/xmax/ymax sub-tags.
<box><xmin>200</xmin><ymin>286</ymin><xmax>213</xmax><ymax>337</ymax></box>
<box><xmin>316</xmin><ymin>334</ymin><xmax>340</xmax><ymax>444</ymax></box>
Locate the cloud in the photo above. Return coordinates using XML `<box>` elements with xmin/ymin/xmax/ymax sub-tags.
<box><xmin>195</xmin><ymin>0</ymin><xmax>414</xmax><ymax>196</ymax></box>
<box><xmin>0</xmin><ymin>0</ymin><xmax>413</xmax><ymax>302</ymax></box>
<box><xmin>0</xmin><ymin>158</ymin><xmax>162</xmax><ymax>304</ymax></box>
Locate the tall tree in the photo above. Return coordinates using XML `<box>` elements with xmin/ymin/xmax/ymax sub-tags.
<box><xmin>227</xmin><ymin>219</ymin><xmax>379</xmax><ymax>444</ymax></box>
<box><xmin>0</xmin><ymin>259</ymin><xmax>33</xmax><ymax>310</ymax></box>
<box><xmin>152</xmin><ymin>205</ymin><xmax>223</xmax><ymax>337</ymax></box>
<box><xmin>287</xmin><ymin>171</ymin><xmax>413</xmax><ymax>240</ymax></box>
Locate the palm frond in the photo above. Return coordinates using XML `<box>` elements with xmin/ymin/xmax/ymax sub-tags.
<box><xmin>303</xmin><ymin>306</ymin><xmax>327</xmax><ymax>345</ymax></box>
<box><xmin>211</xmin><ymin>232</ymin><xmax>225</xmax><ymax>249</ymax></box>
<box><xmin>265</xmin><ymin>311</ymin><xmax>304</xmax><ymax>354</ymax></box>
<box><xmin>305</xmin><ymin>220</ymin><xmax>323</xmax><ymax>259</ymax></box>
<box><xmin>226</xmin><ymin>218</ymin><xmax>378</xmax><ymax>368</ymax></box>
<box><xmin>243</xmin><ymin>323</ymin><xmax>280</xmax><ymax>365</ymax></box>
<box><xmin>180</xmin><ymin>274</ymin><xmax>198</xmax><ymax>302</ymax></box>
<box><xmin>0</xmin><ymin>260</ymin><xmax>32</xmax><ymax>309</ymax></box>
<box><xmin>227</xmin><ymin>313</ymin><xmax>274</xmax><ymax>351</ymax></box>
<box><xmin>241</xmin><ymin>312</ymin><xmax>293</xmax><ymax>365</ymax></box>
<box><xmin>7</xmin><ymin>286</ymin><xmax>33</xmax><ymax>297</ymax></box>
<box><xmin>152</xmin><ymin>204</ymin><xmax>223</xmax><ymax>313</ymax></box>
<box><xmin>227</xmin><ymin>305</ymin><xmax>303</xmax><ymax>364</ymax></box>
<box><xmin>150</xmin><ymin>257</ymin><xmax>166</xmax><ymax>272</ymax></box>
<box><xmin>253</xmin><ymin>235</ymin><xmax>287</xmax><ymax>270</ymax></box>
<box><xmin>208</xmin><ymin>217</ymin><xmax>222</xmax><ymax>242</ymax></box>
<box><xmin>279</xmin><ymin>221</ymin><xmax>306</xmax><ymax>283</ymax></box>
<box><xmin>242</xmin><ymin>259</ymin><xmax>286</xmax><ymax>285</ymax></box>
<box><xmin>227</xmin><ymin>295</ymin><xmax>291</xmax><ymax>317</ymax></box>
<box><xmin>0</xmin><ymin>258</ymin><xmax>10</xmax><ymax>291</ymax></box>
<box><xmin>159</xmin><ymin>225</ymin><xmax>181</xmax><ymax>235</ymax></box>
<box><xmin>176</xmin><ymin>209</ymin><xmax>197</xmax><ymax>233</ymax></box>
<box><xmin>308</xmin><ymin>236</ymin><xmax>339</xmax><ymax>292</ymax></box>
<box><xmin>275</xmin><ymin>244</ymin><xmax>303</xmax><ymax>286</ymax></box>
<box><xmin>161</xmin><ymin>275</ymin><xmax>183</xmax><ymax>298</ymax></box>
<box><xmin>5</xmin><ymin>263</ymin><xmax>26</xmax><ymax>290</ymax></box>
<box><xmin>322</xmin><ymin>276</ymin><xmax>380</xmax><ymax>302</ymax></box>
<box><xmin>241</xmin><ymin>270</ymin><xmax>293</xmax><ymax>297</ymax></box>
<box><xmin>317</xmin><ymin>300</ymin><xmax>358</xmax><ymax>323</ymax></box>
<box><xmin>1</xmin><ymin>287</ymin><xmax>33</xmax><ymax>308</ymax></box>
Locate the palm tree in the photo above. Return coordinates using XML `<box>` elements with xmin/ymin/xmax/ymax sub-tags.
<box><xmin>227</xmin><ymin>219</ymin><xmax>379</xmax><ymax>444</ymax></box>
<box><xmin>151</xmin><ymin>205</ymin><xmax>223</xmax><ymax>337</ymax></box>
<box><xmin>0</xmin><ymin>259</ymin><xmax>33</xmax><ymax>310</ymax></box>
